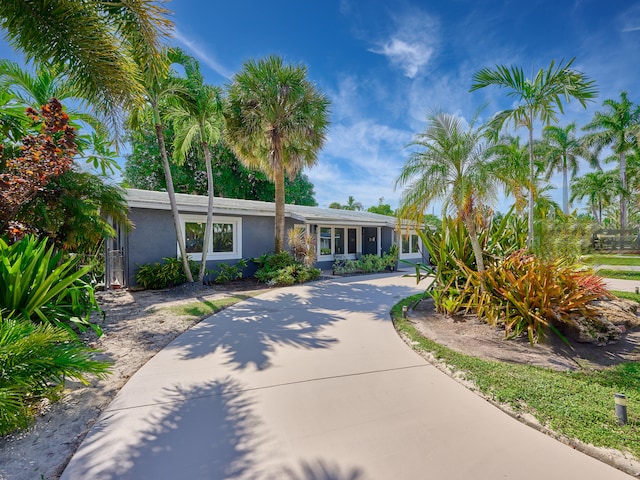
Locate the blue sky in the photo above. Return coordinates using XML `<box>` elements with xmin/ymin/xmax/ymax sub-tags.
<box><xmin>2</xmin><ymin>1</ymin><xmax>640</xmax><ymax>213</ymax></box>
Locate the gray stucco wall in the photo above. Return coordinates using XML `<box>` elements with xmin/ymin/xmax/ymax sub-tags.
<box><xmin>125</xmin><ymin>207</ymin><xmax>305</xmax><ymax>285</ymax></box>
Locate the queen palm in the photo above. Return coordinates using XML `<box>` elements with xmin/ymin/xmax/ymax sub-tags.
<box><xmin>471</xmin><ymin>58</ymin><xmax>597</xmax><ymax>247</ymax></box>
<box><xmin>0</xmin><ymin>1</ymin><xmax>172</xmax><ymax>126</ymax></box>
<box><xmin>129</xmin><ymin>48</ymin><xmax>194</xmax><ymax>282</ymax></box>
<box><xmin>583</xmin><ymin>92</ymin><xmax>640</xmax><ymax>229</ymax></box>
<box><xmin>541</xmin><ymin>123</ymin><xmax>589</xmax><ymax>214</ymax></box>
<box><xmin>395</xmin><ymin>112</ymin><xmax>496</xmax><ymax>276</ymax></box>
<box><xmin>571</xmin><ymin>170</ymin><xmax>618</xmax><ymax>223</ymax></box>
<box><xmin>164</xmin><ymin>51</ymin><xmax>223</xmax><ymax>282</ymax></box>
<box><xmin>225</xmin><ymin>55</ymin><xmax>330</xmax><ymax>252</ymax></box>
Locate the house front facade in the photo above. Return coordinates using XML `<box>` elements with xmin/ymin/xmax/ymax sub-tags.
<box><xmin>106</xmin><ymin>189</ymin><xmax>424</xmax><ymax>287</ymax></box>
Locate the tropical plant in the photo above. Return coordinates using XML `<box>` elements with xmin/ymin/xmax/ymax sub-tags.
<box><xmin>583</xmin><ymin>91</ymin><xmax>640</xmax><ymax>229</ymax></box>
<box><xmin>225</xmin><ymin>55</ymin><xmax>330</xmax><ymax>253</ymax></box>
<box><xmin>164</xmin><ymin>50</ymin><xmax>223</xmax><ymax>282</ymax></box>
<box><xmin>0</xmin><ymin>318</ymin><xmax>110</xmax><ymax>435</ymax></box>
<box><xmin>288</xmin><ymin>226</ymin><xmax>317</xmax><ymax>266</ymax></box>
<box><xmin>134</xmin><ymin>257</ymin><xmax>200</xmax><ymax>290</ymax></box>
<box><xmin>570</xmin><ymin>170</ymin><xmax>618</xmax><ymax>223</ymax></box>
<box><xmin>213</xmin><ymin>259</ymin><xmax>247</xmax><ymax>284</ymax></box>
<box><xmin>487</xmin><ymin>135</ymin><xmax>532</xmax><ymax>214</ymax></box>
<box><xmin>540</xmin><ymin>123</ymin><xmax>589</xmax><ymax>214</ymax></box>
<box><xmin>0</xmin><ymin>0</ymin><xmax>172</xmax><ymax>130</ymax></box>
<box><xmin>471</xmin><ymin>58</ymin><xmax>597</xmax><ymax>247</ymax></box>
<box><xmin>396</xmin><ymin>112</ymin><xmax>497</xmax><ymax>279</ymax></box>
<box><xmin>253</xmin><ymin>251</ymin><xmax>320</xmax><ymax>285</ymax></box>
<box><xmin>129</xmin><ymin>47</ymin><xmax>194</xmax><ymax>282</ymax></box>
<box><xmin>0</xmin><ymin>236</ymin><xmax>102</xmax><ymax>336</ymax></box>
<box><xmin>466</xmin><ymin>250</ymin><xmax>609</xmax><ymax>345</ymax></box>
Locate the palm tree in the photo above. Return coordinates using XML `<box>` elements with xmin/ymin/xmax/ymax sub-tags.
<box><xmin>583</xmin><ymin>92</ymin><xmax>640</xmax><ymax>229</ymax></box>
<box><xmin>570</xmin><ymin>170</ymin><xmax>618</xmax><ymax>223</ymax></box>
<box><xmin>470</xmin><ymin>58</ymin><xmax>597</xmax><ymax>247</ymax></box>
<box><xmin>487</xmin><ymin>135</ymin><xmax>531</xmax><ymax>214</ymax></box>
<box><xmin>395</xmin><ymin>112</ymin><xmax>497</xmax><ymax>276</ymax></box>
<box><xmin>164</xmin><ymin>51</ymin><xmax>223</xmax><ymax>282</ymax></box>
<box><xmin>129</xmin><ymin>48</ymin><xmax>194</xmax><ymax>282</ymax></box>
<box><xmin>225</xmin><ymin>55</ymin><xmax>330</xmax><ymax>252</ymax></box>
<box><xmin>344</xmin><ymin>196</ymin><xmax>363</xmax><ymax>211</ymax></box>
<box><xmin>0</xmin><ymin>1</ymin><xmax>172</xmax><ymax>127</ymax></box>
<box><xmin>540</xmin><ymin>123</ymin><xmax>589</xmax><ymax>214</ymax></box>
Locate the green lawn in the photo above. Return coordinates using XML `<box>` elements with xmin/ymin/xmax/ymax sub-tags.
<box><xmin>392</xmin><ymin>295</ymin><xmax>640</xmax><ymax>461</ymax></box>
<box><xmin>163</xmin><ymin>293</ymin><xmax>259</xmax><ymax>318</ymax></box>
<box><xmin>583</xmin><ymin>254</ymin><xmax>640</xmax><ymax>266</ymax></box>
<box><xmin>612</xmin><ymin>290</ymin><xmax>640</xmax><ymax>302</ymax></box>
<box><xmin>598</xmin><ymin>269</ymin><xmax>640</xmax><ymax>280</ymax></box>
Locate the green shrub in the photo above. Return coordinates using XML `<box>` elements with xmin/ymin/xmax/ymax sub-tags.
<box><xmin>0</xmin><ymin>318</ymin><xmax>110</xmax><ymax>435</ymax></box>
<box><xmin>253</xmin><ymin>252</ymin><xmax>320</xmax><ymax>286</ymax></box>
<box><xmin>214</xmin><ymin>259</ymin><xmax>247</xmax><ymax>284</ymax></box>
<box><xmin>0</xmin><ymin>236</ymin><xmax>102</xmax><ymax>336</ymax></box>
<box><xmin>135</xmin><ymin>257</ymin><xmax>199</xmax><ymax>290</ymax></box>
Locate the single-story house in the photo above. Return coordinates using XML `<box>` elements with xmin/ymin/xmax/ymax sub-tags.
<box><xmin>106</xmin><ymin>188</ymin><xmax>425</xmax><ymax>287</ymax></box>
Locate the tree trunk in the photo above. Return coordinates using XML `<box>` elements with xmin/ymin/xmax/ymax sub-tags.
<box><xmin>154</xmin><ymin>114</ymin><xmax>193</xmax><ymax>283</ymax></box>
<box><xmin>199</xmin><ymin>141</ymin><xmax>214</xmax><ymax>283</ymax></box>
<box><xmin>562</xmin><ymin>159</ymin><xmax>569</xmax><ymax>215</ymax></box>
<box><xmin>527</xmin><ymin>125</ymin><xmax>535</xmax><ymax>250</ymax></box>
<box><xmin>620</xmin><ymin>151</ymin><xmax>627</xmax><ymax>229</ymax></box>
<box><xmin>274</xmin><ymin>162</ymin><xmax>286</xmax><ymax>253</ymax></box>
<box><xmin>463</xmin><ymin>214</ymin><xmax>486</xmax><ymax>292</ymax></box>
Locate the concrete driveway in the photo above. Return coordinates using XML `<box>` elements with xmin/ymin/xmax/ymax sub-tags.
<box><xmin>62</xmin><ymin>273</ymin><xmax>631</xmax><ymax>479</ymax></box>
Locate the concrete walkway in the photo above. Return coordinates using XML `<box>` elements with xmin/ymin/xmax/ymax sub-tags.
<box><xmin>62</xmin><ymin>273</ymin><xmax>631</xmax><ymax>479</ymax></box>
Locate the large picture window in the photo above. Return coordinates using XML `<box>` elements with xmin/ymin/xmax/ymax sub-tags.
<box><xmin>401</xmin><ymin>232</ymin><xmax>421</xmax><ymax>258</ymax></box>
<box><xmin>181</xmin><ymin>215</ymin><xmax>242</xmax><ymax>260</ymax></box>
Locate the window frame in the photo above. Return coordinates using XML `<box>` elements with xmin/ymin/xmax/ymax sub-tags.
<box><xmin>180</xmin><ymin>214</ymin><xmax>242</xmax><ymax>261</ymax></box>
<box><xmin>400</xmin><ymin>231</ymin><xmax>422</xmax><ymax>259</ymax></box>
<box><xmin>316</xmin><ymin>225</ymin><xmax>361</xmax><ymax>260</ymax></box>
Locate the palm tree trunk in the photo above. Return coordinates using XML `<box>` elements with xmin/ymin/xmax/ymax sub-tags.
<box><xmin>527</xmin><ymin>125</ymin><xmax>535</xmax><ymax>250</ymax></box>
<box><xmin>562</xmin><ymin>160</ymin><xmax>569</xmax><ymax>215</ymax></box>
<box><xmin>463</xmin><ymin>215</ymin><xmax>486</xmax><ymax>291</ymax></box>
<box><xmin>274</xmin><ymin>162</ymin><xmax>286</xmax><ymax>253</ymax></box>
<box><xmin>153</xmin><ymin>109</ymin><xmax>193</xmax><ymax>283</ymax></box>
<box><xmin>620</xmin><ymin>151</ymin><xmax>627</xmax><ymax>229</ymax></box>
<box><xmin>199</xmin><ymin>141</ymin><xmax>214</xmax><ymax>283</ymax></box>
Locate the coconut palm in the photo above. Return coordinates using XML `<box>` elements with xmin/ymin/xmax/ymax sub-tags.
<box><xmin>395</xmin><ymin>112</ymin><xmax>497</xmax><ymax>276</ymax></box>
<box><xmin>0</xmin><ymin>1</ymin><xmax>172</xmax><ymax>126</ymax></box>
<box><xmin>540</xmin><ymin>123</ymin><xmax>589</xmax><ymax>214</ymax></box>
<box><xmin>164</xmin><ymin>51</ymin><xmax>223</xmax><ymax>282</ymax></box>
<box><xmin>570</xmin><ymin>170</ymin><xmax>618</xmax><ymax>223</ymax></box>
<box><xmin>470</xmin><ymin>58</ymin><xmax>597</xmax><ymax>247</ymax></box>
<box><xmin>583</xmin><ymin>92</ymin><xmax>640</xmax><ymax>229</ymax></box>
<box><xmin>129</xmin><ymin>48</ymin><xmax>194</xmax><ymax>282</ymax></box>
<box><xmin>225</xmin><ymin>55</ymin><xmax>330</xmax><ymax>253</ymax></box>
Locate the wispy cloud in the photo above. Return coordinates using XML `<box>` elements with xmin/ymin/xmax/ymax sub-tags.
<box><xmin>368</xmin><ymin>8</ymin><xmax>439</xmax><ymax>79</ymax></box>
<box><xmin>172</xmin><ymin>28</ymin><xmax>233</xmax><ymax>79</ymax></box>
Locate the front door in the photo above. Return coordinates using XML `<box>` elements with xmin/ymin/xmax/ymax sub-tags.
<box><xmin>362</xmin><ymin>227</ymin><xmax>378</xmax><ymax>255</ymax></box>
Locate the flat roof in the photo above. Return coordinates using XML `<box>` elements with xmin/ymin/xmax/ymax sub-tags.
<box><xmin>125</xmin><ymin>189</ymin><xmax>399</xmax><ymax>228</ymax></box>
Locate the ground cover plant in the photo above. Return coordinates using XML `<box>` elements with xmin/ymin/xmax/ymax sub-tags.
<box><xmin>392</xmin><ymin>295</ymin><xmax>640</xmax><ymax>462</ymax></box>
<box><xmin>332</xmin><ymin>248</ymin><xmax>398</xmax><ymax>276</ymax></box>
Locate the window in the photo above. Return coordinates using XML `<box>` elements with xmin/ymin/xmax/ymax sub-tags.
<box><xmin>318</xmin><ymin>226</ymin><xmax>360</xmax><ymax>258</ymax></box>
<box><xmin>401</xmin><ymin>233</ymin><xmax>420</xmax><ymax>257</ymax></box>
<box><xmin>181</xmin><ymin>215</ymin><xmax>242</xmax><ymax>260</ymax></box>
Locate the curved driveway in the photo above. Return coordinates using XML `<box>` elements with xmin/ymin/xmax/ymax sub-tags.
<box><xmin>62</xmin><ymin>273</ymin><xmax>631</xmax><ymax>479</ymax></box>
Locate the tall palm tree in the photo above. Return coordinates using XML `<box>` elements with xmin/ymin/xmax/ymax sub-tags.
<box><xmin>470</xmin><ymin>58</ymin><xmax>597</xmax><ymax>247</ymax></box>
<box><xmin>487</xmin><ymin>135</ymin><xmax>531</xmax><ymax>214</ymax></box>
<box><xmin>0</xmin><ymin>0</ymin><xmax>172</xmax><ymax>127</ymax></box>
<box><xmin>129</xmin><ymin>48</ymin><xmax>194</xmax><ymax>282</ymax></box>
<box><xmin>540</xmin><ymin>123</ymin><xmax>589</xmax><ymax>214</ymax></box>
<box><xmin>344</xmin><ymin>195</ymin><xmax>363</xmax><ymax>211</ymax></box>
<box><xmin>571</xmin><ymin>170</ymin><xmax>618</xmax><ymax>223</ymax></box>
<box><xmin>583</xmin><ymin>91</ymin><xmax>640</xmax><ymax>229</ymax></box>
<box><xmin>395</xmin><ymin>112</ymin><xmax>497</xmax><ymax>276</ymax></box>
<box><xmin>164</xmin><ymin>51</ymin><xmax>223</xmax><ymax>282</ymax></box>
<box><xmin>225</xmin><ymin>55</ymin><xmax>330</xmax><ymax>252</ymax></box>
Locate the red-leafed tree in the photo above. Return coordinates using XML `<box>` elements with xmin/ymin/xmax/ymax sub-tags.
<box><xmin>0</xmin><ymin>98</ymin><xmax>77</xmax><ymax>239</ymax></box>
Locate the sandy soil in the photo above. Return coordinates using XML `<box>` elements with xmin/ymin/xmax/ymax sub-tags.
<box><xmin>0</xmin><ymin>281</ymin><xmax>268</xmax><ymax>480</ymax></box>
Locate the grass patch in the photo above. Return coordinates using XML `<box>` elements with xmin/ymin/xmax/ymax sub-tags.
<box><xmin>392</xmin><ymin>294</ymin><xmax>640</xmax><ymax>460</ymax></box>
<box><xmin>583</xmin><ymin>255</ymin><xmax>640</xmax><ymax>266</ymax></box>
<box><xmin>164</xmin><ymin>294</ymin><xmax>256</xmax><ymax>318</ymax></box>
<box><xmin>597</xmin><ymin>269</ymin><xmax>640</xmax><ymax>280</ymax></box>
<box><xmin>611</xmin><ymin>290</ymin><xmax>640</xmax><ymax>302</ymax></box>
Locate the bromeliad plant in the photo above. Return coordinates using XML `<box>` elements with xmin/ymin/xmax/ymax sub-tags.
<box><xmin>465</xmin><ymin>250</ymin><xmax>611</xmax><ymax>344</ymax></box>
<box><xmin>0</xmin><ymin>236</ymin><xmax>102</xmax><ymax>336</ymax></box>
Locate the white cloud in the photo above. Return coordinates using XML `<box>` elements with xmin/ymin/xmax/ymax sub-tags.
<box><xmin>172</xmin><ymin>28</ymin><xmax>233</xmax><ymax>79</ymax></box>
<box><xmin>368</xmin><ymin>8</ymin><xmax>439</xmax><ymax>79</ymax></box>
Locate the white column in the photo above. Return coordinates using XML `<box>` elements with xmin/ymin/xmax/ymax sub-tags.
<box><xmin>377</xmin><ymin>227</ymin><xmax>382</xmax><ymax>256</ymax></box>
